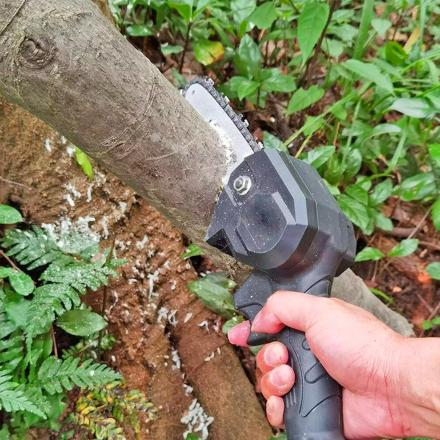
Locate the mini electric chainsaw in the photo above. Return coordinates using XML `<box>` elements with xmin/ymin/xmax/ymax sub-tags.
<box><xmin>184</xmin><ymin>77</ymin><xmax>356</xmax><ymax>440</ymax></box>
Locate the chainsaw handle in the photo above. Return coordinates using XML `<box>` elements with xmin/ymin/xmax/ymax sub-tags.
<box><xmin>234</xmin><ymin>272</ymin><xmax>344</xmax><ymax>440</ymax></box>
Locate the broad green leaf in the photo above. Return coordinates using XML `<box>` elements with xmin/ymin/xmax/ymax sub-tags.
<box><xmin>355</xmin><ymin>247</ymin><xmax>384</xmax><ymax>262</ymax></box>
<box><xmin>222</xmin><ymin>315</ymin><xmax>244</xmax><ymax>333</ymax></box>
<box><xmin>181</xmin><ymin>244</ymin><xmax>203</xmax><ymax>260</ymax></box>
<box><xmin>388</xmin><ymin>238</ymin><xmax>419</xmax><ymax>257</ymax></box>
<box><xmin>304</xmin><ymin>146</ymin><xmax>335</xmax><ymax>169</ymax></box>
<box><xmin>193</xmin><ymin>40</ymin><xmax>224</xmax><ymax>65</ymax></box>
<box><xmin>0</xmin><ymin>267</ymin><xmax>14</xmax><ymax>278</ymax></box>
<box><xmin>185</xmin><ymin>435</ymin><xmax>200</xmax><ymax>440</ymax></box>
<box><xmin>229</xmin><ymin>77</ymin><xmax>259</xmax><ymax>100</ymax></box>
<box><xmin>370</xmin><ymin>179</ymin><xmax>393</xmax><ymax>205</ymax></box>
<box><xmin>375</xmin><ymin>212</ymin><xmax>393</xmax><ymax>231</ymax></box>
<box><xmin>234</xmin><ymin>35</ymin><xmax>261</xmax><ymax>78</ymax></box>
<box><xmin>9</xmin><ymin>271</ymin><xmax>34</xmax><ymax>296</ymax></box>
<box><xmin>337</xmin><ymin>194</ymin><xmax>371</xmax><ymax>232</ymax></box>
<box><xmin>343</xmin><ymin>60</ymin><xmax>393</xmax><ymax>93</ymax></box>
<box><xmin>399</xmin><ymin>173</ymin><xmax>436</xmax><ymax>201</ymax></box>
<box><xmin>161</xmin><ymin>43</ymin><xmax>184</xmax><ymax>56</ymax></box>
<box><xmin>187</xmin><ymin>272</ymin><xmax>236</xmax><ymax>319</ymax></box>
<box><xmin>344</xmin><ymin>149</ymin><xmax>362</xmax><ymax>179</ymax></box>
<box><xmin>231</xmin><ymin>0</ymin><xmax>256</xmax><ymax>23</ymax></box>
<box><xmin>0</xmin><ymin>205</ymin><xmax>22</xmax><ymax>225</ymax></box>
<box><xmin>431</xmin><ymin>198</ymin><xmax>440</xmax><ymax>231</ymax></box>
<box><xmin>261</xmin><ymin>69</ymin><xmax>296</xmax><ymax>93</ymax></box>
<box><xmin>303</xmin><ymin>115</ymin><xmax>325</xmax><ymax>137</ymax></box>
<box><xmin>322</xmin><ymin>38</ymin><xmax>344</xmax><ymax>58</ymax></box>
<box><xmin>428</xmin><ymin>144</ymin><xmax>440</xmax><ymax>163</ymax></box>
<box><xmin>4</xmin><ymin>290</ymin><xmax>30</xmax><ymax>328</ymax></box>
<box><xmin>384</xmin><ymin>41</ymin><xmax>407</xmax><ymax>66</ymax></box>
<box><xmin>168</xmin><ymin>0</ymin><xmax>194</xmax><ymax>22</ymax></box>
<box><xmin>298</xmin><ymin>1</ymin><xmax>329</xmax><ymax>64</ymax></box>
<box><xmin>372</xmin><ymin>18</ymin><xmax>391</xmax><ymax>37</ymax></box>
<box><xmin>345</xmin><ymin>184</ymin><xmax>369</xmax><ymax>206</ymax></box>
<box><xmin>370</xmin><ymin>124</ymin><xmax>401</xmax><ymax>137</ymax></box>
<box><xmin>126</xmin><ymin>24</ymin><xmax>154</xmax><ymax>37</ymax></box>
<box><xmin>427</xmin><ymin>262</ymin><xmax>440</xmax><ymax>280</ymax></box>
<box><xmin>423</xmin><ymin>317</ymin><xmax>440</xmax><ymax>331</ymax></box>
<box><xmin>263</xmin><ymin>131</ymin><xmax>288</xmax><ymax>153</ymax></box>
<box><xmin>287</xmin><ymin>86</ymin><xmax>324</xmax><ymax>114</ymax></box>
<box><xmin>248</xmin><ymin>2</ymin><xmax>277</xmax><ymax>29</ymax></box>
<box><xmin>57</xmin><ymin>310</ymin><xmax>107</xmax><ymax>336</ymax></box>
<box><xmin>74</xmin><ymin>148</ymin><xmax>94</xmax><ymax>180</ymax></box>
<box><xmin>390</xmin><ymin>98</ymin><xmax>435</xmax><ymax>119</ymax></box>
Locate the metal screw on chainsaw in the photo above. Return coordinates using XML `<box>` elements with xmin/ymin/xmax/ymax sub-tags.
<box><xmin>233</xmin><ymin>175</ymin><xmax>252</xmax><ymax>195</ymax></box>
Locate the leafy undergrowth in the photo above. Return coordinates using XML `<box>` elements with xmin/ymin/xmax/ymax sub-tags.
<box><xmin>0</xmin><ymin>205</ymin><xmax>155</xmax><ymax>439</ymax></box>
<box><xmin>111</xmin><ymin>0</ymin><xmax>440</xmax><ymax>333</ymax></box>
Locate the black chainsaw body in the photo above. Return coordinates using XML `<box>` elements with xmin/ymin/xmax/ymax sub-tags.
<box><xmin>206</xmin><ymin>149</ymin><xmax>356</xmax><ymax>439</ymax></box>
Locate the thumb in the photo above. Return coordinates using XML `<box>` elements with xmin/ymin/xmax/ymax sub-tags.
<box><xmin>251</xmin><ymin>290</ymin><xmax>328</xmax><ymax>334</ymax></box>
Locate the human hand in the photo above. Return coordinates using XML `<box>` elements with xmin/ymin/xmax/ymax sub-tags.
<box><xmin>228</xmin><ymin>291</ymin><xmax>440</xmax><ymax>439</ymax></box>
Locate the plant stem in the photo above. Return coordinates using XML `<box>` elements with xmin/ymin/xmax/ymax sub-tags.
<box><xmin>353</xmin><ymin>0</ymin><xmax>374</xmax><ymax>59</ymax></box>
<box><xmin>0</xmin><ymin>249</ymin><xmax>20</xmax><ymax>271</ymax></box>
<box><xmin>52</xmin><ymin>326</ymin><xmax>58</xmax><ymax>358</ymax></box>
<box><xmin>179</xmin><ymin>21</ymin><xmax>192</xmax><ymax>73</ymax></box>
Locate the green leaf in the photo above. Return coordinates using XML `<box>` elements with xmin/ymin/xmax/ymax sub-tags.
<box><xmin>187</xmin><ymin>272</ymin><xmax>236</xmax><ymax>319</ymax></box>
<box><xmin>399</xmin><ymin>173</ymin><xmax>436</xmax><ymax>202</ymax></box>
<box><xmin>388</xmin><ymin>238</ymin><xmax>419</xmax><ymax>257</ymax></box>
<box><xmin>181</xmin><ymin>244</ymin><xmax>203</xmax><ymax>260</ymax></box>
<box><xmin>193</xmin><ymin>40</ymin><xmax>224</xmax><ymax>65</ymax></box>
<box><xmin>222</xmin><ymin>315</ymin><xmax>244</xmax><ymax>334</ymax></box>
<box><xmin>304</xmin><ymin>146</ymin><xmax>335</xmax><ymax>169</ymax></box>
<box><xmin>345</xmin><ymin>184</ymin><xmax>369</xmax><ymax>206</ymax></box>
<box><xmin>0</xmin><ymin>205</ymin><xmax>22</xmax><ymax>225</ymax></box>
<box><xmin>384</xmin><ymin>41</ymin><xmax>408</xmax><ymax>66</ymax></box>
<box><xmin>427</xmin><ymin>262</ymin><xmax>440</xmax><ymax>280</ymax></box>
<box><xmin>390</xmin><ymin>98</ymin><xmax>435</xmax><ymax>119</ymax></box>
<box><xmin>370</xmin><ymin>179</ymin><xmax>393</xmax><ymax>205</ymax></box>
<box><xmin>322</xmin><ymin>38</ymin><xmax>344</xmax><ymax>58</ymax></box>
<box><xmin>263</xmin><ymin>131</ymin><xmax>287</xmax><ymax>153</ymax></box>
<box><xmin>355</xmin><ymin>247</ymin><xmax>384</xmax><ymax>262</ymax></box>
<box><xmin>74</xmin><ymin>148</ymin><xmax>94</xmax><ymax>180</ymax></box>
<box><xmin>337</xmin><ymin>194</ymin><xmax>371</xmax><ymax>232</ymax></box>
<box><xmin>372</xmin><ymin>18</ymin><xmax>391</xmax><ymax>37</ymax></box>
<box><xmin>248</xmin><ymin>2</ymin><xmax>277</xmax><ymax>29</ymax></box>
<box><xmin>261</xmin><ymin>69</ymin><xmax>296</xmax><ymax>93</ymax></box>
<box><xmin>234</xmin><ymin>35</ymin><xmax>261</xmax><ymax>78</ymax></box>
<box><xmin>431</xmin><ymin>198</ymin><xmax>440</xmax><ymax>231</ymax></box>
<box><xmin>428</xmin><ymin>143</ymin><xmax>440</xmax><ymax>163</ymax></box>
<box><xmin>0</xmin><ymin>267</ymin><xmax>14</xmax><ymax>279</ymax></box>
<box><xmin>343</xmin><ymin>59</ymin><xmax>393</xmax><ymax>93</ymax></box>
<box><xmin>236</xmin><ymin>78</ymin><xmax>260</xmax><ymax>100</ymax></box>
<box><xmin>370</xmin><ymin>123</ymin><xmax>401</xmax><ymax>137</ymax></box>
<box><xmin>345</xmin><ymin>149</ymin><xmax>362</xmax><ymax>179</ymax></box>
<box><xmin>231</xmin><ymin>0</ymin><xmax>256</xmax><ymax>23</ymax></box>
<box><xmin>370</xmin><ymin>288</ymin><xmax>393</xmax><ymax>305</ymax></box>
<box><xmin>160</xmin><ymin>43</ymin><xmax>184</xmax><ymax>56</ymax></box>
<box><xmin>4</xmin><ymin>290</ymin><xmax>30</xmax><ymax>328</ymax></box>
<box><xmin>9</xmin><ymin>271</ymin><xmax>34</xmax><ymax>296</ymax></box>
<box><xmin>126</xmin><ymin>24</ymin><xmax>154</xmax><ymax>37</ymax></box>
<box><xmin>168</xmin><ymin>0</ymin><xmax>194</xmax><ymax>22</ymax></box>
<box><xmin>303</xmin><ymin>116</ymin><xmax>325</xmax><ymax>137</ymax></box>
<box><xmin>375</xmin><ymin>212</ymin><xmax>393</xmax><ymax>231</ymax></box>
<box><xmin>298</xmin><ymin>0</ymin><xmax>329</xmax><ymax>64</ymax></box>
<box><xmin>57</xmin><ymin>310</ymin><xmax>107</xmax><ymax>337</ymax></box>
<box><xmin>287</xmin><ymin>85</ymin><xmax>324</xmax><ymax>114</ymax></box>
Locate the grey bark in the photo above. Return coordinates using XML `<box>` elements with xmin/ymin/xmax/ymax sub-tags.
<box><xmin>0</xmin><ymin>0</ymin><xmax>413</xmax><ymax>336</ymax></box>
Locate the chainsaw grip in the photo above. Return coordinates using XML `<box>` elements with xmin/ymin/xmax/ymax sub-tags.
<box><xmin>234</xmin><ymin>273</ymin><xmax>344</xmax><ymax>440</ymax></box>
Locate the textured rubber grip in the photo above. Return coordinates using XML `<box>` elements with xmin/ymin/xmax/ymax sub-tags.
<box><xmin>234</xmin><ymin>273</ymin><xmax>344</xmax><ymax>440</ymax></box>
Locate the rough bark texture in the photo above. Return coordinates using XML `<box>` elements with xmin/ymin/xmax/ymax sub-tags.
<box><xmin>0</xmin><ymin>0</ymin><xmax>414</xmax><ymax>337</ymax></box>
<box><xmin>0</xmin><ymin>99</ymin><xmax>273</xmax><ymax>439</ymax></box>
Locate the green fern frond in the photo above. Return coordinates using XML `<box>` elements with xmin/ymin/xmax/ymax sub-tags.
<box><xmin>26</xmin><ymin>284</ymin><xmax>81</xmax><ymax>338</ymax></box>
<box><xmin>40</xmin><ymin>261</ymin><xmax>117</xmax><ymax>294</ymax></box>
<box><xmin>0</xmin><ymin>370</ymin><xmax>45</xmax><ymax>418</ymax></box>
<box><xmin>37</xmin><ymin>356</ymin><xmax>121</xmax><ymax>395</ymax></box>
<box><xmin>0</xmin><ymin>333</ymin><xmax>24</xmax><ymax>372</ymax></box>
<box><xmin>1</xmin><ymin>226</ymin><xmax>63</xmax><ymax>270</ymax></box>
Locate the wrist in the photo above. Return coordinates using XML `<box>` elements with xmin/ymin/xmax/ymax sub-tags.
<box><xmin>397</xmin><ymin>337</ymin><xmax>440</xmax><ymax>437</ymax></box>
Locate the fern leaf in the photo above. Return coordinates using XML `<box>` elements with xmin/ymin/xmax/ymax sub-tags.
<box><xmin>0</xmin><ymin>370</ymin><xmax>45</xmax><ymax>418</ymax></box>
<box><xmin>1</xmin><ymin>226</ymin><xmax>62</xmax><ymax>270</ymax></box>
<box><xmin>26</xmin><ymin>284</ymin><xmax>81</xmax><ymax>338</ymax></box>
<box><xmin>0</xmin><ymin>334</ymin><xmax>24</xmax><ymax>372</ymax></box>
<box><xmin>40</xmin><ymin>261</ymin><xmax>117</xmax><ymax>294</ymax></box>
<box><xmin>37</xmin><ymin>357</ymin><xmax>121</xmax><ymax>395</ymax></box>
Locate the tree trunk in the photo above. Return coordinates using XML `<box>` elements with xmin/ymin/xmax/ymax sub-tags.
<box><xmin>0</xmin><ymin>0</ymin><xmax>413</xmax><ymax>336</ymax></box>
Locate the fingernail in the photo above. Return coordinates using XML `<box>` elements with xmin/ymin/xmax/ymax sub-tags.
<box><xmin>227</xmin><ymin>321</ymin><xmax>250</xmax><ymax>345</ymax></box>
<box><xmin>251</xmin><ymin>310</ymin><xmax>279</xmax><ymax>333</ymax></box>
<box><xmin>272</xmin><ymin>365</ymin><xmax>293</xmax><ymax>388</ymax></box>
<box><xmin>264</xmin><ymin>344</ymin><xmax>284</xmax><ymax>367</ymax></box>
